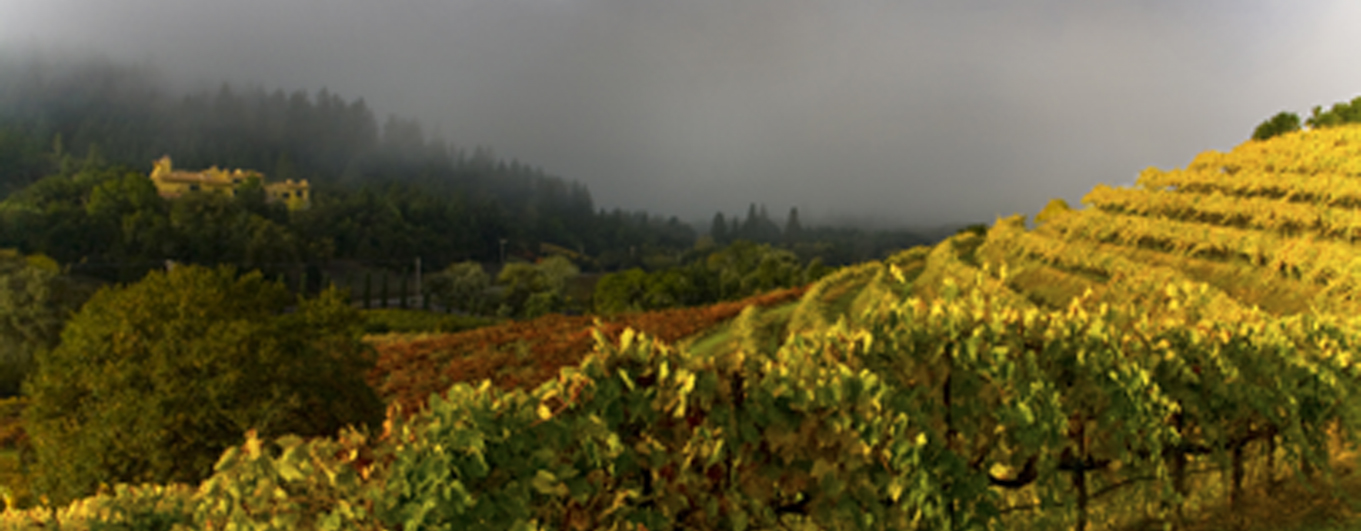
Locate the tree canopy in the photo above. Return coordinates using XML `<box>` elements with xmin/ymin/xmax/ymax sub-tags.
<box><xmin>22</xmin><ymin>265</ymin><xmax>384</xmax><ymax>505</ymax></box>
<box><xmin>1306</xmin><ymin>96</ymin><xmax>1361</xmax><ymax>129</ymax></box>
<box><xmin>1248</xmin><ymin>95</ymin><xmax>1361</xmax><ymax>141</ymax></box>
<box><xmin>592</xmin><ymin>240</ymin><xmax>829</xmax><ymax>315</ymax></box>
<box><xmin>1252</xmin><ymin>111</ymin><xmax>1301</xmax><ymax>141</ymax></box>
<box><xmin>0</xmin><ymin>250</ymin><xmax>94</xmax><ymax>396</ymax></box>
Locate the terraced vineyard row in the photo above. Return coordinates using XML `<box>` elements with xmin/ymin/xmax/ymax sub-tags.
<box><xmin>1083</xmin><ymin>183</ymin><xmax>1361</xmax><ymax>241</ymax></box>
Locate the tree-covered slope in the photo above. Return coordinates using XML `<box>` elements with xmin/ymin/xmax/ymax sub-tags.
<box><xmin>8</xmin><ymin>126</ymin><xmax>1361</xmax><ymax>530</ymax></box>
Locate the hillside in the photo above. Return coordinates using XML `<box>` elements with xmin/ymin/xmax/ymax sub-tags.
<box><xmin>6</xmin><ymin>125</ymin><xmax>1361</xmax><ymax>530</ymax></box>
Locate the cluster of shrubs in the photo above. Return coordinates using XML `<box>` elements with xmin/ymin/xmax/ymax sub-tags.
<box><xmin>1252</xmin><ymin>95</ymin><xmax>1361</xmax><ymax>141</ymax></box>
<box><xmin>424</xmin><ymin>255</ymin><xmax>581</xmax><ymax>319</ymax></box>
<box><xmin>0</xmin><ymin>261</ymin><xmax>386</xmax><ymax>509</ymax></box>
<box><xmin>590</xmin><ymin>240</ymin><xmax>832</xmax><ymax>315</ymax></box>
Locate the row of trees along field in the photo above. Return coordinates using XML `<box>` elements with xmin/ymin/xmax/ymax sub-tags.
<box><xmin>708</xmin><ymin>203</ymin><xmax>939</xmax><ymax>266</ymax></box>
<box><xmin>1251</xmin><ymin>95</ymin><xmax>1361</xmax><ymax>140</ymax></box>
<box><xmin>372</xmin><ymin>239</ymin><xmax>833</xmax><ymax>319</ymax></box>
<box><xmin>589</xmin><ymin>240</ymin><xmax>833</xmax><ymax>315</ymax></box>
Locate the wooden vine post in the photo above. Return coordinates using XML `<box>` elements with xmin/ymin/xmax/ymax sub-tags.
<box><xmin>1230</xmin><ymin>438</ymin><xmax>1245</xmax><ymax>510</ymax></box>
<box><xmin>1265</xmin><ymin>433</ymin><xmax>1276</xmax><ymax>493</ymax></box>
<box><xmin>1170</xmin><ymin>413</ymin><xmax>1188</xmax><ymax>525</ymax></box>
<box><xmin>400</xmin><ymin>272</ymin><xmax>409</xmax><ymax>309</ymax></box>
<box><xmin>1073</xmin><ymin>415</ymin><xmax>1089</xmax><ymax>531</ymax></box>
<box><xmin>943</xmin><ymin>340</ymin><xmax>958</xmax><ymax>531</ymax></box>
<box><xmin>363</xmin><ymin>272</ymin><xmax>372</xmax><ymax>309</ymax></box>
<box><xmin>381</xmin><ymin>272</ymin><xmax>389</xmax><ymax>308</ymax></box>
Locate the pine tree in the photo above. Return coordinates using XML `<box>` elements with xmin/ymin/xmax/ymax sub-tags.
<box><xmin>785</xmin><ymin>207</ymin><xmax>802</xmax><ymax>243</ymax></box>
<box><xmin>711</xmin><ymin>212</ymin><xmax>729</xmax><ymax>244</ymax></box>
<box><xmin>743</xmin><ymin>203</ymin><xmax>760</xmax><ymax>239</ymax></box>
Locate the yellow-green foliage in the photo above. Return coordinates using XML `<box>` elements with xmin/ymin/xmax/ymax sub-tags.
<box><xmin>996</xmin><ymin>259</ymin><xmax>1098</xmax><ymax>310</ymax></box>
<box><xmin>1112</xmin><ymin>244</ymin><xmax>1326</xmax><ymax>316</ymax></box>
<box><xmin>6</xmin><ymin>283</ymin><xmax>1361</xmax><ymax>530</ymax></box>
<box><xmin>842</xmin><ymin>246</ymin><xmax>931</xmax><ymax>328</ymax></box>
<box><xmin>884</xmin><ymin>245</ymin><xmax>932</xmax><ymax>269</ymax></box>
<box><xmin>193</xmin><ymin>428</ymin><xmax>381</xmax><ymax>530</ymax></box>
<box><xmin>0</xmin><ymin>483</ymin><xmax>195</xmax><ymax>530</ymax></box>
<box><xmin>912</xmin><ymin>231</ymin><xmax>1035</xmax><ymax>311</ymax></box>
<box><xmin>0</xmin><ymin>427</ymin><xmax>379</xmax><ymax>530</ymax></box>
<box><xmin>846</xmin><ymin>268</ymin><xmax>899</xmax><ymax>325</ymax></box>
<box><xmin>993</xmin><ymin>124</ymin><xmax>1361</xmax><ymax>321</ymax></box>
<box><xmin>787</xmin><ymin>261</ymin><xmax>882</xmax><ymax>335</ymax></box>
<box><xmin>1033</xmin><ymin>197</ymin><xmax>1074</xmax><ymax>226</ymax></box>
<box><xmin>16</xmin><ymin>123</ymin><xmax>1361</xmax><ymax>531</ymax></box>
<box><xmin>785</xmin><ymin>246</ymin><xmax>933</xmax><ymax>337</ymax></box>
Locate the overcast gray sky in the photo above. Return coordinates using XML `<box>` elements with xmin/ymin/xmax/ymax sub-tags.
<box><xmin>3</xmin><ymin>1</ymin><xmax>1359</xmax><ymax>228</ymax></box>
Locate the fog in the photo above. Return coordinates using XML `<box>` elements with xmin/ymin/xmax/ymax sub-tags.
<box><xmin>4</xmin><ymin>0</ymin><xmax>1360</xmax><ymax>228</ymax></box>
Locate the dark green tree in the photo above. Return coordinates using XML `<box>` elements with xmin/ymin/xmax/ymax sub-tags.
<box><xmin>592</xmin><ymin>268</ymin><xmax>649</xmax><ymax>315</ymax></box>
<box><xmin>784</xmin><ymin>207</ymin><xmax>802</xmax><ymax>243</ymax></box>
<box><xmin>710</xmin><ymin>212</ymin><xmax>728</xmax><ymax>244</ymax></box>
<box><xmin>741</xmin><ymin>203</ymin><xmax>760</xmax><ymax>240</ymax></box>
<box><xmin>802</xmin><ymin>256</ymin><xmax>831</xmax><ymax>285</ymax></box>
<box><xmin>1252</xmin><ymin>111</ymin><xmax>1301</xmax><ymax>141</ymax></box>
<box><xmin>495</xmin><ymin>256</ymin><xmax>578</xmax><ymax>318</ymax></box>
<box><xmin>426</xmin><ymin>261</ymin><xmax>492</xmax><ymax>314</ymax></box>
<box><xmin>1306</xmin><ymin>96</ymin><xmax>1361</xmax><ymax>129</ymax></box>
<box><xmin>0</xmin><ymin>251</ymin><xmax>95</xmax><ymax>396</ymax></box>
<box><xmin>0</xmin><ymin>126</ymin><xmax>55</xmax><ymax>198</ymax></box>
<box><xmin>22</xmin><ymin>265</ymin><xmax>384</xmax><ymax>505</ymax></box>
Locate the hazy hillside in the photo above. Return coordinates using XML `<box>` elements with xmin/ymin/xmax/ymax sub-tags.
<box><xmin>7</xmin><ymin>125</ymin><xmax>1361</xmax><ymax>530</ymax></box>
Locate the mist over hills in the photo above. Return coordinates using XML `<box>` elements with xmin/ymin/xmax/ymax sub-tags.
<box><xmin>0</xmin><ymin>52</ymin><xmax>967</xmax><ymax>235</ymax></box>
<box><xmin>0</xmin><ymin>54</ymin><xmax>962</xmax><ymax>283</ymax></box>
<box><xmin>9</xmin><ymin>1</ymin><xmax>1360</xmax><ymax>230</ymax></box>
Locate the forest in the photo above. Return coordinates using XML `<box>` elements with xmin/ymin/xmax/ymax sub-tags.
<box><xmin>0</xmin><ymin>56</ymin><xmax>950</xmax><ymax>286</ymax></box>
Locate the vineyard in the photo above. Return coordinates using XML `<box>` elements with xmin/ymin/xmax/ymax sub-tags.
<box><xmin>6</xmin><ymin>125</ymin><xmax>1361</xmax><ymax>530</ymax></box>
<box><xmin>367</xmin><ymin>286</ymin><xmax>809</xmax><ymax>415</ymax></box>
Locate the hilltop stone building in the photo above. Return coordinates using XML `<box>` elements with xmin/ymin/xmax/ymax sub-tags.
<box><xmin>149</xmin><ymin>156</ymin><xmax>310</xmax><ymax>210</ymax></box>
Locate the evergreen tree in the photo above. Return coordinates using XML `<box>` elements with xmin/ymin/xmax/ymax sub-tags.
<box><xmin>710</xmin><ymin>212</ymin><xmax>728</xmax><ymax>244</ymax></box>
<box><xmin>743</xmin><ymin>203</ymin><xmax>760</xmax><ymax>239</ymax></box>
<box><xmin>784</xmin><ymin>207</ymin><xmax>802</xmax><ymax>243</ymax></box>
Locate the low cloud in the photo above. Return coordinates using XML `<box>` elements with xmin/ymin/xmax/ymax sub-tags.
<box><xmin>4</xmin><ymin>0</ymin><xmax>1360</xmax><ymax>227</ymax></box>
